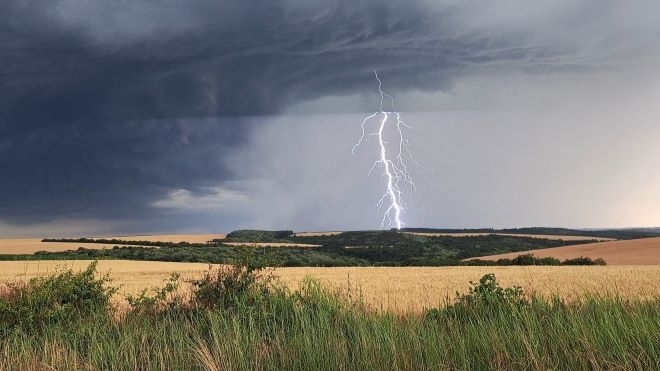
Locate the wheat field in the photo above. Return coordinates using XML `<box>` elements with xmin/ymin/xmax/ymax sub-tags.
<box><xmin>473</xmin><ymin>237</ymin><xmax>660</xmax><ymax>265</ymax></box>
<box><xmin>0</xmin><ymin>234</ymin><xmax>227</xmax><ymax>254</ymax></box>
<box><xmin>1</xmin><ymin>260</ymin><xmax>658</xmax><ymax>312</ymax></box>
<box><xmin>0</xmin><ymin>239</ymin><xmax>132</xmax><ymax>254</ymax></box>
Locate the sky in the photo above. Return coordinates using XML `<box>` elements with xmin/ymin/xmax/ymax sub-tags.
<box><xmin>2</xmin><ymin>1</ymin><xmax>660</xmax><ymax>237</ymax></box>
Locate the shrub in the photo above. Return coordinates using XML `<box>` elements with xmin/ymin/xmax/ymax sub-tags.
<box><xmin>510</xmin><ymin>253</ymin><xmax>561</xmax><ymax>265</ymax></box>
<box><xmin>562</xmin><ymin>256</ymin><xmax>606</xmax><ymax>265</ymax></box>
<box><xmin>190</xmin><ymin>261</ymin><xmax>274</xmax><ymax>310</ymax></box>
<box><xmin>0</xmin><ymin>261</ymin><xmax>115</xmax><ymax>331</ymax></box>
<box><xmin>455</xmin><ymin>273</ymin><xmax>526</xmax><ymax>307</ymax></box>
<box><xmin>126</xmin><ymin>273</ymin><xmax>182</xmax><ymax>314</ymax></box>
<box><xmin>426</xmin><ymin>274</ymin><xmax>526</xmax><ymax>320</ymax></box>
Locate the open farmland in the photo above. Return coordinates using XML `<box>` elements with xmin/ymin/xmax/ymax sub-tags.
<box><xmin>273</xmin><ymin>266</ymin><xmax>660</xmax><ymax>312</ymax></box>
<box><xmin>1</xmin><ymin>260</ymin><xmax>659</xmax><ymax>369</ymax></box>
<box><xmin>0</xmin><ymin>234</ymin><xmax>226</xmax><ymax>254</ymax></box>
<box><xmin>0</xmin><ymin>260</ymin><xmax>218</xmax><ymax>305</ymax></box>
<box><xmin>471</xmin><ymin>237</ymin><xmax>660</xmax><ymax>265</ymax></box>
<box><xmin>0</xmin><ymin>239</ymin><xmax>135</xmax><ymax>255</ymax></box>
<box><xmin>1</xmin><ymin>260</ymin><xmax>658</xmax><ymax>312</ymax></box>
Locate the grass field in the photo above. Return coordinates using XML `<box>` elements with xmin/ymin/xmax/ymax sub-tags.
<box><xmin>473</xmin><ymin>237</ymin><xmax>660</xmax><ymax>265</ymax></box>
<box><xmin>1</xmin><ymin>260</ymin><xmax>659</xmax><ymax>370</ymax></box>
<box><xmin>1</xmin><ymin>260</ymin><xmax>658</xmax><ymax>312</ymax></box>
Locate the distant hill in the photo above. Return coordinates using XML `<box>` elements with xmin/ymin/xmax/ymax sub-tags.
<box><xmin>6</xmin><ymin>230</ymin><xmax>603</xmax><ymax>267</ymax></box>
<box><xmin>399</xmin><ymin>227</ymin><xmax>660</xmax><ymax>240</ymax></box>
<box><xmin>223</xmin><ymin>229</ymin><xmax>294</xmax><ymax>242</ymax></box>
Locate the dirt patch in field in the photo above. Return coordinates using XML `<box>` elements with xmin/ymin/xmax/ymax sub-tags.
<box><xmin>468</xmin><ymin>237</ymin><xmax>660</xmax><ymax>265</ymax></box>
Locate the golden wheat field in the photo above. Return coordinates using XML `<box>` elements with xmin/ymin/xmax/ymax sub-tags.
<box><xmin>473</xmin><ymin>237</ymin><xmax>660</xmax><ymax>265</ymax></box>
<box><xmin>1</xmin><ymin>260</ymin><xmax>658</xmax><ymax>313</ymax></box>
<box><xmin>0</xmin><ymin>239</ymin><xmax>134</xmax><ymax>255</ymax></box>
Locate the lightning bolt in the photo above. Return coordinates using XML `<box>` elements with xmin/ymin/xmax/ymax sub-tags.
<box><xmin>352</xmin><ymin>71</ymin><xmax>425</xmax><ymax>230</ymax></box>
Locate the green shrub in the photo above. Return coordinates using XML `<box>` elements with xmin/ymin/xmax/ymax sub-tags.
<box><xmin>510</xmin><ymin>253</ymin><xmax>561</xmax><ymax>265</ymax></box>
<box><xmin>0</xmin><ymin>261</ymin><xmax>115</xmax><ymax>331</ymax></box>
<box><xmin>456</xmin><ymin>273</ymin><xmax>526</xmax><ymax>306</ymax></box>
<box><xmin>126</xmin><ymin>273</ymin><xmax>182</xmax><ymax>314</ymax></box>
<box><xmin>190</xmin><ymin>262</ymin><xmax>274</xmax><ymax>310</ymax></box>
<box><xmin>426</xmin><ymin>273</ymin><xmax>526</xmax><ymax>320</ymax></box>
<box><xmin>562</xmin><ymin>256</ymin><xmax>607</xmax><ymax>265</ymax></box>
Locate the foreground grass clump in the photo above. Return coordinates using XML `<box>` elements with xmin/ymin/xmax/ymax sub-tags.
<box><xmin>1</xmin><ymin>262</ymin><xmax>659</xmax><ymax>370</ymax></box>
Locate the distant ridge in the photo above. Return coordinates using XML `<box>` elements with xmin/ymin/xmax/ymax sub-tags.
<box><xmin>398</xmin><ymin>227</ymin><xmax>660</xmax><ymax>240</ymax></box>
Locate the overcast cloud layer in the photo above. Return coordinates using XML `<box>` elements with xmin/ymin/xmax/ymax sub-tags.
<box><xmin>1</xmin><ymin>1</ymin><xmax>660</xmax><ymax>236</ymax></box>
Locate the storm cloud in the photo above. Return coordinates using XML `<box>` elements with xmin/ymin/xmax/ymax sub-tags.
<box><xmin>1</xmin><ymin>1</ymin><xmax>659</xmax><ymax>234</ymax></box>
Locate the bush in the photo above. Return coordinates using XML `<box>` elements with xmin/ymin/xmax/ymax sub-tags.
<box><xmin>126</xmin><ymin>273</ymin><xmax>182</xmax><ymax>314</ymax></box>
<box><xmin>0</xmin><ymin>261</ymin><xmax>115</xmax><ymax>331</ymax></box>
<box><xmin>455</xmin><ymin>273</ymin><xmax>526</xmax><ymax>307</ymax></box>
<box><xmin>510</xmin><ymin>253</ymin><xmax>560</xmax><ymax>265</ymax></box>
<box><xmin>190</xmin><ymin>261</ymin><xmax>274</xmax><ymax>310</ymax></box>
<box><xmin>426</xmin><ymin>274</ymin><xmax>526</xmax><ymax>320</ymax></box>
<box><xmin>562</xmin><ymin>256</ymin><xmax>606</xmax><ymax>265</ymax></box>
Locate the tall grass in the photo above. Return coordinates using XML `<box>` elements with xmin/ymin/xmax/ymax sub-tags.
<box><xmin>1</xmin><ymin>263</ymin><xmax>658</xmax><ymax>370</ymax></box>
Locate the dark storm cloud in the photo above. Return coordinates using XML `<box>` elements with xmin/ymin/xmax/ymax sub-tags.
<box><xmin>0</xmin><ymin>117</ymin><xmax>253</xmax><ymax>223</ymax></box>
<box><xmin>1</xmin><ymin>0</ymin><xmax>591</xmax><ymax>136</ymax></box>
<box><xmin>1</xmin><ymin>0</ymin><xmax>652</xmax><ymax>226</ymax></box>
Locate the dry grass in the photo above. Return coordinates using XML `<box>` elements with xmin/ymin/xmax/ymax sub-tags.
<box><xmin>407</xmin><ymin>232</ymin><xmax>615</xmax><ymax>241</ymax></box>
<box><xmin>471</xmin><ymin>237</ymin><xmax>660</xmax><ymax>265</ymax></box>
<box><xmin>1</xmin><ymin>261</ymin><xmax>658</xmax><ymax>313</ymax></box>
